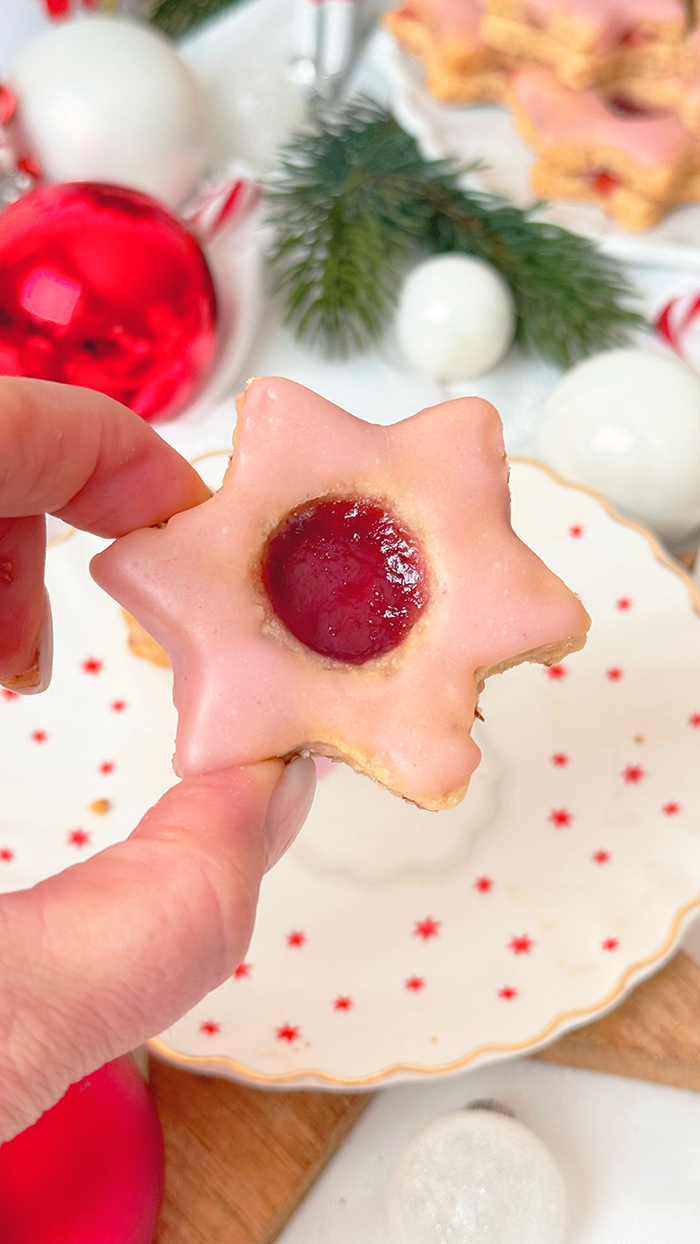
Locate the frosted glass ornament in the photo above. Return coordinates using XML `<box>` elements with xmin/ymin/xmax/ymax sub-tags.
<box><xmin>395</xmin><ymin>255</ymin><xmax>515</xmax><ymax>382</ymax></box>
<box><xmin>536</xmin><ymin>348</ymin><xmax>700</xmax><ymax>547</ymax></box>
<box><xmin>8</xmin><ymin>16</ymin><xmax>205</xmax><ymax>208</ymax></box>
<box><xmin>389</xmin><ymin>1108</ymin><xmax>567</xmax><ymax>1244</ymax></box>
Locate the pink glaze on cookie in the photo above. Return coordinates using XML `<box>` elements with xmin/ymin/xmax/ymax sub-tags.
<box><xmin>406</xmin><ymin>0</ymin><xmax>483</xmax><ymax>40</ymax></box>
<box><xmin>511</xmin><ymin>64</ymin><xmax>693</xmax><ymax>166</ymax></box>
<box><xmin>521</xmin><ymin>0</ymin><xmax>686</xmax><ymax>51</ymax></box>
<box><xmin>90</xmin><ymin>379</ymin><xmax>590</xmax><ymax>809</ymax></box>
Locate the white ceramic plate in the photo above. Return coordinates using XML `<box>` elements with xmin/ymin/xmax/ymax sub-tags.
<box><xmin>377</xmin><ymin>31</ymin><xmax>700</xmax><ymax>272</ymax></box>
<box><xmin>1</xmin><ymin>457</ymin><xmax>699</xmax><ymax>1089</ymax></box>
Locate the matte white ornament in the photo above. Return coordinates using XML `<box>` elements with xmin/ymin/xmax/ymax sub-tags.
<box><xmin>395</xmin><ymin>254</ymin><xmax>515</xmax><ymax>382</ymax></box>
<box><xmin>536</xmin><ymin>348</ymin><xmax>700</xmax><ymax>547</ymax></box>
<box><xmin>8</xmin><ymin>17</ymin><xmax>205</xmax><ymax>208</ymax></box>
<box><xmin>389</xmin><ymin>1107</ymin><xmax>567</xmax><ymax>1244</ymax></box>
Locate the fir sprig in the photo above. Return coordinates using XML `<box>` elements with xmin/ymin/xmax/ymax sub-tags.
<box><xmin>266</xmin><ymin>101</ymin><xmax>645</xmax><ymax>366</ymax></box>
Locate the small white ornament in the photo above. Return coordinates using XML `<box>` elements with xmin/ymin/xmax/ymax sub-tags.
<box><xmin>389</xmin><ymin>1107</ymin><xmax>567</xmax><ymax>1244</ymax></box>
<box><xmin>8</xmin><ymin>16</ymin><xmax>205</xmax><ymax>208</ymax></box>
<box><xmin>536</xmin><ymin>348</ymin><xmax>700</xmax><ymax>548</ymax></box>
<box><xmin>395</xmin><ymin>254</ymin><xmax>515</xmax><ymax>382</ymax></box>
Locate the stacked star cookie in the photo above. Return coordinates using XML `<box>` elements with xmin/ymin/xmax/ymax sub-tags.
<box><xmin>384</xmin><ymin>0</ymin><xmax>700</xmax><ymax>231</ymax></box>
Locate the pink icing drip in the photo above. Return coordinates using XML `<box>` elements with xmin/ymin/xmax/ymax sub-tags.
<box><xmin>511</xmin><ymin>64</ymin><xmax>692</xmax><ymax>165</ymax></box>
<box><xmin>523</xmin><ymin>0</ymin><xmax>686</xmax><ymax>51</ymax></box>
<box><xmin>90</xmin><ymin>379</ymin><xmax>589</xmax><ymax>807</ymax></box>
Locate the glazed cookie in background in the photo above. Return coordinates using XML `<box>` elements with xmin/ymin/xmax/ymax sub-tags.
<box><xmin>92</xmin><ymin>378</ymin><xmax>590</xmax><ymax>811</ymax></box>
<box><xmin>481</xmin><ymin>0</ymin><xmax>688</xmax><ymax>91</ymax></box>
<box><xmin>121</xmin><ymin>609</ymin><xmax>171</xmax><ymax>668</ymax></box>
<box><xmin>617</xmin><ymin>29</ymin><xmax>700</xmax><ymax>135</ymax></box>
<box><xmin>383</xmin><ymin>0</ymin><xmax>509</xmax><ymax>103</ymax></box>
<box><xmin>508</xmin><ymin>64</ymin><xmax>700</xmax><ymax>229</ymax></box>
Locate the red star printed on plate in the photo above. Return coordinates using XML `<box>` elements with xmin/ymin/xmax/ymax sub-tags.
<box><xmin>287</xmin><ymin>930</ymin><xmax>306</xmax><ymax>948</ymax></box>
<box><xmin>413</xmin><ymin>916</ymin><xmax>441</xmax><ymax>941</ymax></box>
<box><xmin>68</xmin><ymin>828</ymin><xmax>90</xmax><ymax>847</ymax></box>
<box><xmin>592</xmin><ymin>849</ymin><xmax>611</xmax><ymax>864</ymax></box>
<box><xmin>1</xmin><ymin>688</ymin><xmax>19</xmax><ymax>701</ymax></box>
<box><xmin>91</xmin><ymin>379</ymin><xmax>589</xmax><ymax>811</ymax></box>
<box><xmin>276</xmin><ymin>1023</ymin><xmax>300</xmax><ymax>1042</ymax></box>
<box><xmin>546</xmin><ymin>664</ymin><xmax>567</xmax><ymax>680</ymax></box>
<box><xmin>0</xmin><ymin>847</ymin><xmax>14</xmax><ymax>862</ymax></box>
<box><xmin>606</xmin><ymin>667</ymin><xmax>623</xmax><ymax>681</ymax></box>
<box><xmin>474</xmin><ymin>875</ymin><xmax>494</xmax><ymax>892</ymax></box>
<box><xmin>549</xmin><ymin>807</ymin><xmax>573</xmax><ymax>828</ymax></box>
<box><xmin>333</xmin><ymin>996</ymin><xmax>353</xmax><ymax>1011</ymax></box>
<box><xmin>602</xmin><ymin>937</ymin><xmax>619</xmax><ymax>951</ymax></box>
<box><xmin>616</xmin><ymin>597</ymin><xmax>632</xmax><ymax>610</ymax></box>
<box><xmin>622</xmin><ymin>764</ymin><xmax>645</xmax><ymax>784</ymax></box>
<box><xmin>31</xmin><ymin>729</ymin><xmax>48</xmax><ymax>743</ymax></box>
<box><xmin>82</xmin><ymin>657</ymin><xmax>103</xmax><ymax>675</ymax></box>
<box><xmin>569</xmin><ymin>524</ymin><xmax>584</xmax><ymax>538</ymax></box>
<box><xmin>111</xmin><ymin>699</ymin><xmax>127</xmax><ymax>712</ymax></box>
<box><xmin>508</xmin><ymin>934</ymin><xmax>535</xmax><ymax>954</ymax></box>
<box><xmin>233</xmin><ymin>961</ymin><xmax>252</xmax><ymax>979</ymax></box>
<box><xmin>200</xmin><ymin>1020</ymin><xmax>220</xmax><ymax>1035</ymax></box>
<box><xmin>689</xmin><ymin>713</ymin><xmax>700</xmax><ymax>728</ymax></box>
<box><xmin>662</xmin><ymin>801</ymin><xmax>681</xmax><ymax>815</ymax></box>
<box><xmin>498</xmin><ymin>986</ymin><xmax>518</xmax><ymax>1000</ymax></box>
<box><xmin>551</xmin><ymin>752</ymin><xmax>569</xmax><ymax>766</ymax></box>
<box><xmin>99</xmin><ymin>761</ymin><xmax>115</xmax><ymax>775</ymax></box>
<box><xmin>405</xmin><ymin>975</ymin><xmax>426</xmax><ymax>991</ymax></box>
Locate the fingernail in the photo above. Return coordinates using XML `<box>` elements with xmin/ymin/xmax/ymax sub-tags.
<box><xmin>264</xmin><ymin>756</ymin><xmax>316</xmax><ymax>871</ymax></box>
<box><xmin>0</xmin><ymin>591</ymin><xmax>53</xmax><ymax>696</ymax></box>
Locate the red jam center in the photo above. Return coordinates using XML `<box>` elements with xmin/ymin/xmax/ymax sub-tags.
<box><xmin>590</xmin><ymin>170</ymin><xmax>619</xmax><ymax>197</ymax></box>
<box><xmin>262</xmin><ymin>498</ymin><xmax>427</xmax><ymax>664</ymax></box>
<box><xmin>607</xmin><ymin>94</ymin><xmax>651</xmax><ymax>117</ymax></box>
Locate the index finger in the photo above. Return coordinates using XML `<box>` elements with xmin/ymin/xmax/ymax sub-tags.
<box><xmin>0</xmin><ymin>378</ymin><xmax>210</xmax><ymax>687</ymax></box>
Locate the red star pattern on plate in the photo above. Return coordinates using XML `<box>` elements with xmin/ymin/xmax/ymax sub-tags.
<box><xmin>689</xmin><ymin>713</ymin><xmax>700</xmax><ymax>728</ymax></box>
<box><xmin>549</xmin><ymin>807</ymin><xmax>573</xmax><ymax>828</ymax></box>
<box><xmin>498</xmin><ymin>986</ymin><xmax>518</xmax><ymax>1000</ymax></box>
<box><xmin>551</xmin><ymin>752</ymin><xmax>569</xmax><ymax>766</ymax></box>
<box><xmin>662</xmin><ymin>801</ymin><xmax>681</xmax><ymax>815</ymax></box>
<box><xmin>602</xmin><ymin>937</ymin><xmax>619</xmax><ymax>951</ymax></box>
<box><xmin>233</xmin><ymin>961</ymin><xmax>252</xmax><ymax>979</ymax></box>
<box><xmin>508</xmin><ymin>934</ymin><xmax>535</xmax><ymax>954</ymax></box>
<box><xmin>287</xmin><ymin>930</ymin><xmax>307</xmax><ymax>948</ymax></box>
<box><xmin>569</xmin><ymin>525</ymin><xmax>584</xmax><ymax>538</ymax></box>
<box><xmin>0</xmin><ymin>847</ymin><xmax>14</xmax><ymax>862</ymax></box>
<box><xmin>547</xmin><ymin>664</ymin><xmax>567</xmax><ymax>680</ymax></box>
<box><xmin>67</xmin><ymin>828</ymin><xmax>90</xmax><ymax>847</ymax></box>
<box><xmin>92</xmin><ymin>379</ymin><xmax>589</xmax><ymax>810</ymax></box>
<box><xmin>82</xmin><ymin>657</ymin><xmax>104</xmax><ymax>675</ymax></box>
<box><xmin>333</xmin><ymin>996</ymin><xmax>353</xmax><ymax>1011</ymax></box>
<box><xmin>200</xmin><ymin>1020</ymin><xmax>221</xmax><ymax>1035</ymax></box>
<box><xmin>98</xmin><ymin>761</ymin><xmax>115</xmax><ymax>775</ymax></box>
<box><xmin>111</xmin><ymin>699</ymin><xmax>127</xmax><ymax>712</ymax></box>
<box><xmin>616</xmin><ymin>598</ymin><xmax>633</xmax><ymax>611</ymax></box>
<box><xmin>622</xmin><ymin>764</ymin><xmax>645</xmax><ymax>784</ymax></box>
<box><xmin>276</xmin><ymin>1023</ymin><xmax>300</xmax><ymax>1043</ymax></box>
<box><xmin>405</xmin><ymin>976</ymin><xmax>426</xmax><ymax>991</ymax></box>
<box><xmin>413</xmin><ymin>916</ymin><xmax>441</xmax><ymax>941</ymax></box>
<box><xmin>1</xmin><ymin>689</ymin><xmax>19</xmax><ymax>701</ymax></box>
<box><xmin>474</xmin><ymin>876</ymin><xmax>494</xmax><ymax>893</ymax></box>
<box><xmin>592</xmin><ymin>849</ymin><xmax>611</xmax><ymax>864</ymax></box>
<box><xmin>31</xmin><ymin>729</ymin><xmax>48</xmax><ymax>743</ymax></box>
<box><xmin>607</xmin><ymin>668</ymin><xmax>623</xmax><ymax>681</ymax></box>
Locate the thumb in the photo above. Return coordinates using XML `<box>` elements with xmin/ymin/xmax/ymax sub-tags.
<box><xmin>0</xmin><ymin>756</ymin><xmax>316</xmax><ymax>1142</ymax></box>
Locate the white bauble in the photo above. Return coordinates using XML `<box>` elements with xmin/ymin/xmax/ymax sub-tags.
<box><xmin>536</xmin><ymin>348</ymin><xmax>700</xmax><ymax>547</ymax></box>
<box><xmin>8</xmin><ymin>17</ymin><xmax>205</xmax><ymax>208</ymax></box>
<box><xmin>389</xmin><ymin>1110</ymin><xmax>567</xmax><ymax>1244</ymax></box>
<box><xmin>395</xmin><ymin>255</ymin><xmax>515</xmax><ymax>382</ymax></box>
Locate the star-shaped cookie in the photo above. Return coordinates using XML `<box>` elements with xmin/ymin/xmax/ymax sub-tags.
<box><xmin>91</xmin><ymin>378</ymin><xmax>590</xmax><ymax>809</ymax></box>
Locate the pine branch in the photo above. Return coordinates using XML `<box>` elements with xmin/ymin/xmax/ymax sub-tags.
<box><xmin>151</xmin><ymin>0</ymin><xmax>239</xmax><ymax>38</ymax></box>
<box><xmin>266</xmin><ymin>100</ymin><xmax>645</xmax><ymax>366</ymax></box>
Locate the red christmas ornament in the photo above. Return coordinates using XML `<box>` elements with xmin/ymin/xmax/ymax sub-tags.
<box><xmin>0</xmin><ymin>182</ymin><xmax>217</xmax><ymax>422</ymax></box>
<box><xmin>0</xmin><ymin>1055</ymin><xmax>163</xmax><ymax>1244</ymax></box>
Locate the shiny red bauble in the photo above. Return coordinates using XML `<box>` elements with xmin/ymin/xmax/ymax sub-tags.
<box><xmin>0</xmin><ymin>1056</ymin><xmax>163</xmax><ymax>1244</ymax></box>
<box><xmin>0</xmin><ymin>182</ymin><xmax>217</xmax><ymax>421</ymax></box>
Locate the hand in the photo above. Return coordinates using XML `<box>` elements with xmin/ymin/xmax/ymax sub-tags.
<box><xmin>0</xmin><ymin>378</ymin><xmax>315</xmax><ymax>1143</ymax></box>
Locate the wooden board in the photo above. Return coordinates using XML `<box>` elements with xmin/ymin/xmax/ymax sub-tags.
<box><xmin>151</xmin><ymin>950</ymin><xmax>700</xmax><ymax>1244</ymax></box>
